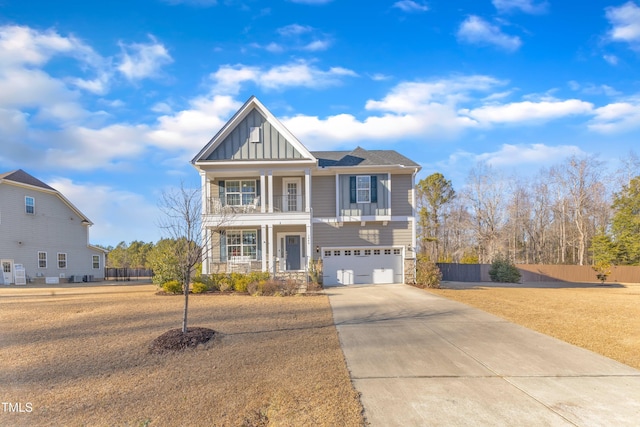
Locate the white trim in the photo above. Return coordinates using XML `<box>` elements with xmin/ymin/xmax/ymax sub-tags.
<box><xmin>38</xmin><ymin>251</ymin><xmax>47</xmax><ymax>269</ymax></box>
<box><xmin>57</xmin><ymin>252</ymin><xmax>67</xmax><ymax>269</ymax></box>
<box><xmin>276</xmin><ymin>231</ymin><xmax>306</xmax><ymax>272</ymax></box>
<box><xmin>304</xmin><ymin>168</ymin><xmax>311</xmax><ymax>213</ymax></box>
<box><xmin>261</xmin><ymin>224</ymin><xmax>267</xmax><ymax>272</ymax></box>
<box><xmin>268</xmin><ymin>171</ymin><xmax>274</xmax><ymax>213</ymax></box>
<box><xmin>282</xmin><ymin>177</ymin><xmax>302</xmax><ymax>212</ymax></box>
<box><xmin>335</xmin><ymin>174</ymin><xmax>340</xmax><ymax>218</ymax></box>
<box><xmin>192</xmin><ymin>96</ymin><xmax>317</xmax><ymax>163</ymax></box>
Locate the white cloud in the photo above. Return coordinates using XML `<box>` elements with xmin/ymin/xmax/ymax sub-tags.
<box><xmin>148</xmin><ymin>95</ymin><xmax>240</xmax><ymax>151</ymax></box>
<box><xmin>606</xmin><ymin>1</ymin><xmax>640</xmax><ymax>47</ymax></box>
<box><xmin>365</xmin><ymin>75</ymin><xmax>505</xmax><ymax>113</ymax></box>
<box><xmin>117</xmin><ymin>35</ymin><xmax>173</xmax><ymax>81</ymax></box>
<box><xmin>475</xmin><ymin>143</ymin><xmax>584</xmax><ymax>166</ymax></box>
<box><xmin>492</xmin><ymin>0</ymin><xmax>548</xmax><ymax>14</ymax></box>
<box><xmin>393</xmin><ymin>1</ymin><xmax>429</xmax><ymax>13</ymax></box>
<box><xmin>461</xmin><ymin>99</ymin><xmax>594</xmax><ymax>125</ymax></box>
<box><xmin>277</xmin><ymin>24</ymin><xmax>313</xmax><ymax>37</ymax></box>
<box><xmin>604</xmin><ymin>54</ymin><xmax>619</xmax><ymax>65</ymax></box>
<box><xmin>302</xmin><ymin>40</ymin><xmax>331</xmax><ymax>51</ymax></box>
<box><xmin>589</xmin><ymin>101</ymin><xmax>640</xmax><ymax>133</ymax></box>
<box><xmin>282</xmin><ymin>75</ymin><xmax>505</xmax><ymax>148</ymax></box>
<box><xmin>260</xmin><ymin>24</ymin><xmax>331</xmax><ymax>53</ymax></box>
<box><xmin>210</xmin><ymin>61</ymin><xmax>357</xmax><ymax>94</ymax></box>
<box><xmin>48</xmin><ymin>177</ymin><xmax>161</xmax><ymax>245</ymax></box>
<box><xmin>457</xmin><ymin>16</ymin><xmax>522</xmax><ymax>51</ymax></box>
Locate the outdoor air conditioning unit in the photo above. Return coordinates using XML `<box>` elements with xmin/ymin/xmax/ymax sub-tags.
<box><xmin>71</xmin><ymin>275</ymin><xmax>83</xmax><ymax>283</ymax></box>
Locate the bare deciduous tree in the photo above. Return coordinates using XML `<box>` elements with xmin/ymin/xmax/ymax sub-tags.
<box><xmin>158</xmin><ymin>183</ymin><xmax>203</xmax><ymax>333</ymax></box>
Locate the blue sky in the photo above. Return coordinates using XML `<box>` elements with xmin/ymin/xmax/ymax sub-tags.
<box><xmin>1</xmin><ymin>0</ymin><xmax>640</xmax><ymax>246</ymax></box>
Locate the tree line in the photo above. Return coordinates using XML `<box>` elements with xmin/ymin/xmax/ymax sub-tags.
<box><xmin>417</xmin><ymin>152</ymin><xmax>640</xmax><ymax>266</ymax></box>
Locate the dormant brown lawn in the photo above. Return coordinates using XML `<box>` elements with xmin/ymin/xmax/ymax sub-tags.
<box><xmin>427</xmin><ymin>282</ymin><xmax>640</xmax><ymax>370</ymax></box>
<box><xmin>0</xmin><ymin>284</ymin><xmax>364</xmax><ymax>427</ymax></box>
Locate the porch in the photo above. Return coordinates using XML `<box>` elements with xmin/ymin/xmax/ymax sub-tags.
<box><xmin>203</xmin><ymin>224</ymin><xmax>312</xmax><ymax>278</ymax></box>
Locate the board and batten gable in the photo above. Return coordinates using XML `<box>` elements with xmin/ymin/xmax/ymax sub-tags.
<box><xmin>205</xmin><ymin>109</ymin><xmax>306</xmax><ymax>161</ymax></box>
<box><xmin>0</xmin><ymin>179</ymin><xmax>104</xmax><ymax>281</ymax></box>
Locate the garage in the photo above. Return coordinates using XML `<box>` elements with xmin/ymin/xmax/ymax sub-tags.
<box><xmin>322</xmin><ymin>247</ymin><xmax>403</xmax><ymax>285</ymax></box>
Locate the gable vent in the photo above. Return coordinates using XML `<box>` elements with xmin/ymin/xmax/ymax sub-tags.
<box><xmin>249</xmin><ymin>126</ymin><xmax>260</xmax><ymax>143</ymax></box>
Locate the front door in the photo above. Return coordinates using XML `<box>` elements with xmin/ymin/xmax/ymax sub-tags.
<box><xmin>285</xmin><ymin>236</ymin><xmax>301</xmax><ymax>270</ymax></box>
<box><xmin>1</xmin><ymin>260</ymin><xmax>14</xmax><ymax>285</ymax></box>
<box><xmin>282</xmin><ymin>178</ymin><xmax>301</xmax><ymax>212</ymax></box>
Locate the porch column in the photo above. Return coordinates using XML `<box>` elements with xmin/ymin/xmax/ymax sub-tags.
<box><xmin>268</xmin><ymin>171</ymin><xmax>274</xmax><ymax>213</ymax></box>
<box><xmin>261</xmin><ymin>224</ymin><xmax>267</xmax><ymax>272</ymax></box>
<box><xmin>304</xmin><ymin>168</ymin><xmax>311</xmax><ymax>213</ymax></box>
<box><xmin>267</xmin><ymin>224</ymin><xmax>274</xmax><ymax>274</ymax></box>
<box><xmin>306</xmin><ymin>223</ymin><xmax>312</xmax><ymax>266</ymax></box>
<box><xmin>200</xmin><ymin>171</ymin><xmax>209</xmax><ymax>214</ymax></box>
<box><xmin>260</xmin><ymin>171</ymin><xmax>266</xmax><ymax>213</ymax></box>
<box><xmin>202</xmin><ymin>227</ymin><xmax>210</xmax><ymax>275</ymax></box>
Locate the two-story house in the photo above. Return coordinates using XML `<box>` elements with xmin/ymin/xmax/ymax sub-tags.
<box><xmin>191</xmin><ymin>96</ymin><xmax>420</xmax><ymax>285</ymax></box>
<box><xmin>0</xmin><ymin>169</ymin><xmax>106</xmax><ymax>284</ymax></box>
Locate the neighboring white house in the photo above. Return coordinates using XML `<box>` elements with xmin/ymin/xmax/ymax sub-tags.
<box><xmin>0</xmin><ymin>169</ymin><xmax>106</xmax><ymax>284</ymax></box>
<box><xmin>191</xmin><ymin>96</ymin><xmax>421</xmax><ymax>285</ymax></box>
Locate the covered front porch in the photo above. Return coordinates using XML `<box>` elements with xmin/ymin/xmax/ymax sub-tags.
<box><xmin>203</xmin><ymin>223</ymin><xmax>312</xmax><ymax>278</ymax></box>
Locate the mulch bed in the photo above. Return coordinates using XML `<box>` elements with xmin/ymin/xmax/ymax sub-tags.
<box><xmin>149</xmin><ymin>327</ymin><xmax>216</xmax><ymax>354</ymax></box>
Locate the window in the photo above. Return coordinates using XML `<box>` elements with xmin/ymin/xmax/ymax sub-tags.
<box><xmin>227</xmin><ymin>230</ymin><xmax>257</xmax><ymax>259</ymax></box>
<box><xmin>344</xmin><ymin>250</ymin><xmax>351</xmax><ymax>256</ymax></box>
<box><xmin>57</xmin><ymin>253</ymin><xmax>67</xmax><ymax>269</ymax></box>
<box><xmin>394</xmin><ymin>249</ymin><xmax>401</xmax><ymax>255</ymax></box>
<box><xmin>38</xmin><ymin>252</ymin><xmax>47</xmax><ymax>268</ymax></box>
<box><xmin>25</xmin><ymin>196</ymin><xmax>35</xmax><ymax>214</ymax></box>
<box><xmin>92</xmin><ymin>255</ymin><xmax>100</xmax><ymax>269</ymax></box>
<box><xmin>356</xmin><ymin>176</ymin><xmax>370</xmax><ymax>203</ymax></box>
<box><xmin>225</xmin><ymin>180</ymin><xmax>257</xmax><ymax>206</ymax></box>
<box><xmin>354</xmin><ymin>250</ymin><xmax>361</xmax><ymax>256</ymax></box>
<box><xmin>374</xmin><ymin>249</ymin><xmax>381</xmax><ymax>255</ymax></box>
<box><xmin>364</xmin><ymin>249</ymin><xmax>371</xmax><ymax>256</ymax></box>
<box><xmin>349</xmin><ymin>176</ymin><xmax>378</xmax><ymax>204</ymax></box>
<box><xmin>324</xmin><ymin>250</ymin><xmax>331</xmax><ymax>257</ymax></box>
<box><xmin>333</xmin><ymin>250</ymin><xmax>341</xmax><ymax>256</ymax></box>
<box><xmin>384</xmin><ymin>249</ymin><xmax>391</xmax><ymax>255</ymax></box>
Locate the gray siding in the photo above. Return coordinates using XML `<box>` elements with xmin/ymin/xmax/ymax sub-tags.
<box><xmin>207</xmin><ymin>109</ymin><xmax>305</xmax><ymax>161</ymax></box>
<box><xmin>311</xmin><ymin>176</ymin><xmax>336</xmax><ymax>217</ymax></box>
<box><xmin>312</xmin><ymin>221</ymin><xmax>411</xmax><ymax>259</ymax></box>
<box><xmin>0</xmin><ymin>184</ymin><xmax>104</xmax><ymax>281</ymax></box>
<box><xmin>390</xmin><ymin>174</ymin><xmax>413</xmax><ymax>216</ymax></box>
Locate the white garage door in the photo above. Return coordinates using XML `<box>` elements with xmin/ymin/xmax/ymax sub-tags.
<box><xmin>322</xmin><ymin>247</ymin><xmax>403</xmax><ymax>286</ymax></box>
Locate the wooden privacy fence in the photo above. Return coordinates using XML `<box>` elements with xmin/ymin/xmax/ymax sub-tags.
<box><xmin>437</xmin><ymin>263</ymin><xmax>640</xmax><ymax>284</ymax></box>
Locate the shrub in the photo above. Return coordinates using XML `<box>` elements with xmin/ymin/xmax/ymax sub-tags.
<box><xmin>415</xmin><ymin>255</ymin><xmax>442</xmax><ymax>289</ymax></box>
<box><xmin>247</xmin><ymin>279</ymin><xmax>300</xmax><ymax>296</ymax></box>
<box><xmin>162</xmin><ymin>280</ymin><xmax>183</xmax><ymax>294</ymax></box>
<box><xmin>191</xmin><ymin>281</ymin><xmax>209</xmax><ymax>294</ymax></box>
<box><xmin>488</xmin><ymin>255</ymin><xmax>521</xmax><ymax>283</ymax></box>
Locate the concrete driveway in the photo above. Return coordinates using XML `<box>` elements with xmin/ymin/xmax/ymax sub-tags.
<box><xmin>327</xmin><ymin>283</ymin><xmax>640</xmax><ymax>426</ymax></box>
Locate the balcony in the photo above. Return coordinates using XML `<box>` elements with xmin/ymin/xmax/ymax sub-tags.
<box><xmin>207</xmin><ymin>195</ymin><xmax>307</xmax><ymax>215</ymax></box>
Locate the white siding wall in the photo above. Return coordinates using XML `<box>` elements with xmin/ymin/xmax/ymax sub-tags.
<box><xmin>0</xmin><ymin>184</ymin><xmax>104</xmax><ymax>281</ymax></box>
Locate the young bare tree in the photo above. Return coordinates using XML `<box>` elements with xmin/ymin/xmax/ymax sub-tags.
<box><xmin>158</xmin><ymin>183</ymin><xmax>203</xmax><ymax>333</ymax></box>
